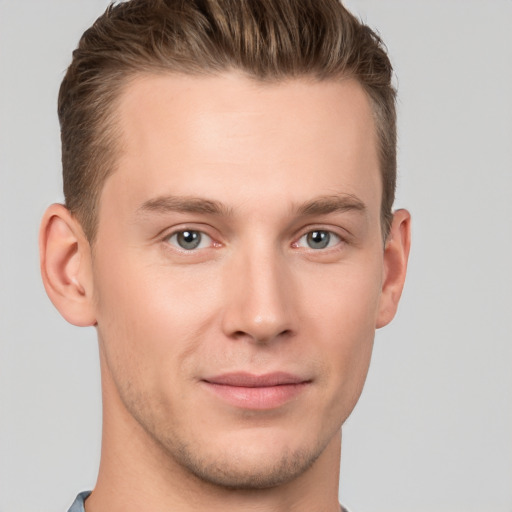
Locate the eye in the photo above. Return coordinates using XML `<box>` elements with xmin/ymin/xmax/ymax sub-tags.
<box><xmin>166</xmin><ymin>230</ymin><xmax>213</xmax><ymax>251</ymax></box>
<box><xmin>295</xmin><ymin>230</ymin><xmax>342</xmax><ymax>250</ymax></box>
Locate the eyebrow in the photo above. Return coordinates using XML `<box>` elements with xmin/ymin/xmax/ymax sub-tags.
<box><xmin>136</xmin><ymin>195</ymin><xmax>234</xmax><ymax>217</ymax></box>
<box><xmin>135</xmin><ymin>193</ymin><xmax>366</xmax><ymax>219</ymax></box>
<box><xmin>294</xmin><ymin>194</ymin><xmax>367</xmax><ymax>217</ymax></box>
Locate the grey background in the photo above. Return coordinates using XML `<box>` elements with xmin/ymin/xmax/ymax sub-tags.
<box><xmin>1</xmin><ymin>1</ymin><xmax>511</xmax><ymax>511</ymax></box>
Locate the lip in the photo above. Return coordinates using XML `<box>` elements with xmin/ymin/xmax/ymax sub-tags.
<box><xmin>201</xmin><ymin>372</ymin><xmax>311</xmax><ymax>410</ymax></box>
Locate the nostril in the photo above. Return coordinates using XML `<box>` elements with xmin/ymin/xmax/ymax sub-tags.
<box><xmin>231</xmin><ymin>328</ymin><xmax>294</xmax><ymax>344</ymax></box>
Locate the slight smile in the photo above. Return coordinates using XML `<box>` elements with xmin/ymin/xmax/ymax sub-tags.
<box><xmin>201</xmin><ymin>372</ymin><xmax>312</xmax><ymax>410</ymax></box>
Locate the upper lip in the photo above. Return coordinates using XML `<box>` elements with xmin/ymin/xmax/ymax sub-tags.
<box><xmin>203</xmin><ymin>372</ymin><xmax>310</xmax><ymax>387</ymax></box>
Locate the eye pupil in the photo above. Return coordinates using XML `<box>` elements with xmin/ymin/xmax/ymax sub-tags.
<box><xmin>177</xmin><ymin>230</ymin><xmax>201</xmax><ymax>250</ymax></box>
<box><xmin>307</xmin><ymin>230</ymin><xmax>330</xmax><ymax>249</ymax></box>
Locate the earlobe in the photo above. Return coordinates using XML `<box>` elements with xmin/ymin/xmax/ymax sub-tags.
<box><xmin>376</xmin><ymin>209</ymin><xmax>411</xmax><ymax>329</ymax></box>
<box><xmin>39</xmin><ymin>203</ymin><xmax>97</xmax><ymax>327</ymax></box>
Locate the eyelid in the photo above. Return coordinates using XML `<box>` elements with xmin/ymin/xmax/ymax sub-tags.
<box><xmin>294</xmin><ymin>228</ymin><xmax>344</xmax><ymax>246</ymax></box>
<box><xmin>167</xmin><ymin>231</ymin><xmax>212</xmax><ymax>250</ymax></box>
<box><xmin>291</xmin><ymin>227</ymin><xmax>348</xmax><ymax>250</ymax></box>
<box><xmin>161</xmin><ymin>225</ymin><xmax>222</xmax><ymax>251</ymax></box>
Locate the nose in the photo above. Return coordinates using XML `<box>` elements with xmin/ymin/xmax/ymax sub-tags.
<box><xmin>221</xmin><ymin>244</ymin><xmax>297</xmax><ymax>344</ymax></box>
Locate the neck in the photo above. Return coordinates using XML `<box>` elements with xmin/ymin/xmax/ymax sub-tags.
<box><xmin>87</xmin><ymin>361</ymin><xmax>343</xmax><ymax>512</ymax></box>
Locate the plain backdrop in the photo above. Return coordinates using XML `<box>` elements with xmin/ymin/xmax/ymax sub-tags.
<box><xmin>1</xmin><ymin>1</ymin><xmax>511</xmax><ymax>511</ymax></box>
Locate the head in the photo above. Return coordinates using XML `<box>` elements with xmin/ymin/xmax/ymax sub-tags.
<box><xmin>58</xmin><ymin>0</ymin><xmax>397</xmax><ymax>244</ymax></box>
<box><xmin>41</xmin><ymin>0</ymin><xmax>410</xmax><ymax>497</ymax></box>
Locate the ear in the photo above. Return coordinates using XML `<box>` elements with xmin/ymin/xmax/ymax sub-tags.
<box><xmin>39</xmin><ymin>203</ymin><xmax>97</xmax><ymax>327</ymax></box>
<box><xmin>376</xmin><ymin>209</ymin><xmax>411</xmax><ymax>328</ymax></box>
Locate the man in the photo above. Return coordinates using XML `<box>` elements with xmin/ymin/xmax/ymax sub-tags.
<box><xmin>39</xmin><ymin>0</ymin><xmax>410</xmax><ymax>510</ymax></box>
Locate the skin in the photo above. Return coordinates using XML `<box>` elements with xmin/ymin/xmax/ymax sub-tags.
<box><xmin>40</xmin><ymin>73</ymin><xmax>410</xmax><ymax>512</ymax></box>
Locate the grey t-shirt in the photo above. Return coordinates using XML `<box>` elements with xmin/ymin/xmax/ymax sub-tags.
<box><xmin>67</xmin><ymin>491</ymin><xmax>351</xmax><ymax>511</ymax></box>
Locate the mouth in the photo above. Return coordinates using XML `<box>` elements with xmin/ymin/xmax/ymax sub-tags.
<box><xmin>201</xmin><ymin>372</ymin><xmax>311</xmax><ymax>410</ymax></box>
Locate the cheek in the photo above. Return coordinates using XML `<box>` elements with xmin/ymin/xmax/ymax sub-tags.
<box><xmin>300</xmin><ymin>257</ymin><xmax>382</xmax><ymax>410</ymax></box>
<box><xmin>314</xmin><ymin>305</ymin><xmax>376</xmax><ymax>429</ymax></box>
<box><xmin>91</xmin><ymin>247</ymin><xmax>222</xmax><ymax>384</ymax></box>
<box><xmin>301</xmin><ymin>252</ymin><xmax>383</xmax><ymax>336</ymax></box>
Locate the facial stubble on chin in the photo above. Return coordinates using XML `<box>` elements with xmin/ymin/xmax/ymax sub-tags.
<box><xmin>125</xmin><ymin>392</ymin><xmax>331</xmax><ymax>491</ymax></box>
<box><xmin>172</xmin><ymin>437</ymin><xmax>328</xmax><ymax>490</ymax></box>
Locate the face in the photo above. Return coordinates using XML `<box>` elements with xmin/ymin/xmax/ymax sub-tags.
<box><xmin>91</xmin><ymin>73</ymin><xmax>388</xmax><ymax>488</ymax></box>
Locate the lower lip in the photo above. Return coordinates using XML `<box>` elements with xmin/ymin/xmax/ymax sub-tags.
<box><xmin>202</xmin><ymin>382</ymin><xmax>309</xmax><ymax>410</ymax></box>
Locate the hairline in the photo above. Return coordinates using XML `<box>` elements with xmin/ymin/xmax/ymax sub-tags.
<box><xmin>76</xmin><ymin>68</ymin><xmax>390</xmax><ymax>246</ymax></box>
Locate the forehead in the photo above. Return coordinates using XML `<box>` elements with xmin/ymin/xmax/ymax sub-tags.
<box><xmin>102</xmin><ymin>72</ymin><xmax>381</xmax><ymax>221</ymax></box>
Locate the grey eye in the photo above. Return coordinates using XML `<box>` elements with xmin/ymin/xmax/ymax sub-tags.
<box><xmin>306</xmin><ymin>230</ymin><xmax>331</xmax><ymax>249</ymax></box>
<box><xmin>295</xmin><ymin>230</ymin><xmax>341</xmax><ymax>250</ymax></box>
<box><xmin>169</xmin><ymin>230</ymin><xmax>207</xmax><ymax>250</ymax></box>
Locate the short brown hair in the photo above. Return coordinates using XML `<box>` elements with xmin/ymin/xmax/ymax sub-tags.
<box><xmin>59</xmin><ymin>0</ymin><xmax>397</xmax><ymax>242</ymax></box>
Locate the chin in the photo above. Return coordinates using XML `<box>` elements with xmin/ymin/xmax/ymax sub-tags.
<box><xmin>170</xmin><ymin>438</ymin><xmax>325</xmax><ymax>490</ymax></box>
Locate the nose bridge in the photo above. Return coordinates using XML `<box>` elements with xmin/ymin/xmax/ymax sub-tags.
<box><xmin>222</xmin><ymin>237</ymin><xmax>295</xmax><ymax>343</ymax></box>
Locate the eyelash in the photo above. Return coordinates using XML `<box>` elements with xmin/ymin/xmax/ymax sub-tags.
<box><xmin>162</xmin><ymin>226</ymin><xmax>346</xmax><ymax>254</ymax></box>
<box><xmin>163</xmin><ymin>228</ymin><xmax>220</xmax><ymax>252</ymax></box>
<box><xmin>292</xmin><ymin>230</ymin><xmax>344</xmax><ymax>251</ymax></box>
